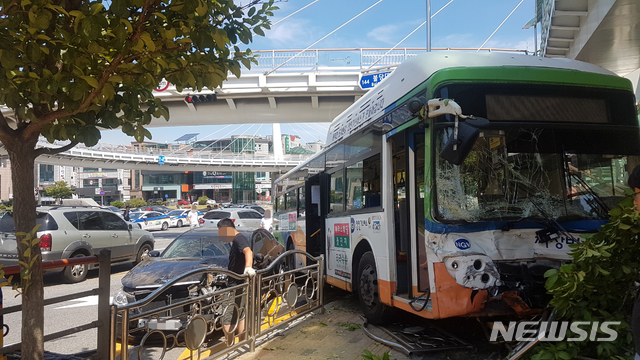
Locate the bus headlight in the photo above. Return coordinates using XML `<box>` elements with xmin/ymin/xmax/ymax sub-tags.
<box><xmin>444</xmin><ymin>255</ymin><xmax>502</xmax><ymax>290</ymax></box>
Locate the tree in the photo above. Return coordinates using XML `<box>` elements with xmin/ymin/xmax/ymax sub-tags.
<box><xmin>0</xmin><ymin>0</ymin><xmax>276</xmax><ymax>358</ymax></box>
<box><xmin>44</xmin><ymin>181</ymin><xmax>74</xmax><ymax>202</ymax></box>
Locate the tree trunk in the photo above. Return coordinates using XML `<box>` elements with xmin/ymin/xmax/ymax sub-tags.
<box><xmin>7</xmin><ymin>136</ymin><xmax>44</xmax><ymax>360</ymax></box>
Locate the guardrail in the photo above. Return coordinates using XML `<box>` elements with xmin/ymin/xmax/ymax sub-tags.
<box><xmin>111</xmin><ymin>250</ymin><xmax>324</xmax><ymax>360</ymax></box>
<box><xmin>247</xmin><ymin>47</ymin><xmax>530</xmax><ymax>73</ymax></box>
<box><xmin>0</xmin><ymin>250</ymin><xmax>112</xmax><ymax>360</ymax></box>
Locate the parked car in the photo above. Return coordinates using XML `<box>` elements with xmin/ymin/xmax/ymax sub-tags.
<box><xmin>206</xmin><ymin>199</ymin><xmax>217</xmax><ymax>205</ymax></box>
<box><xmin>0</xmin><ymin>206</ymin><xmax>155</xmax><ymax>283</ymax></box>
<box><xmin>135</xmin><ymin>205</ymin><xmax>171</xmax><ymax>214</ymax></box>
<box><xmin>101</xmin><ymin>206</ymin><xmax>122</xmax><ymax>214</ymax></box>
<box><xmin>129</xmin><ymin>211</ymin><xmax>171</xmax><ymax>231</ymax></box>
<box><xmin>167</xmin><ymin>209</ymin><xmax>204</xmax><ymax>228</ymax></box>
<box><xmin>245</xmin><ymin>205</ymin><xmax>265</xmax><ymax>215</ymax></box>
<box><xmin>199</xmin><ymin>209</ymin><xmax>263</xmax><ymax>230</ymax></box>
<box><xmin>113</xmin><ymin>228</ymin><xmax>284</xmax><ymax>330</ymax></box>
<box><xmin>177</xmin><ymin>199</ymin><xmax>190</xmax><ymax>206</ymax></box>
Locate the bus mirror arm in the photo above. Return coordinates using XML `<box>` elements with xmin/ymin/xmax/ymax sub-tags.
<box><xmin>439</xmin><ymin>117</ymin><xmax>490</xmax><ymax>166</ymax></box>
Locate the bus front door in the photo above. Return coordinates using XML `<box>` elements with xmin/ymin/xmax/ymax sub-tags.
<box><xmin>390</xmin><ymin>129</ymin><xmax>429</xmax><ymax>301</ymax></box>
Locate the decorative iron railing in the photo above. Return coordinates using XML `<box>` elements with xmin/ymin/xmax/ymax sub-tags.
<box><xmin>111</xmin><ymin>250</ymin><xmax>324</xmax><ymax>360</ymax></box>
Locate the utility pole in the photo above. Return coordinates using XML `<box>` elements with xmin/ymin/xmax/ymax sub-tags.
<box><xmin>426</xmin><ymin>0</ymin><xmax>431</xmax><ymax>52</ymax></box>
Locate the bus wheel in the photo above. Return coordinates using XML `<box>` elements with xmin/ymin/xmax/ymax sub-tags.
<box><xmin>357</xmin><ymin>251</ymin><xmax>388</xmax><ymax>324</ymax></box>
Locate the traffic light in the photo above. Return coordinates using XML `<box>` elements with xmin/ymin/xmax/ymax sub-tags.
<box><xmin>184</xmin><ymin>94</ymin><xmax>217</xmax><ymax>111</ymax></box>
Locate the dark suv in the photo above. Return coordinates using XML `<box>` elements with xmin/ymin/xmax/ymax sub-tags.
<box><xmin>0</xmin><ymin>206</ymin><xmax>155</xmax><ymax>283</ymax></box>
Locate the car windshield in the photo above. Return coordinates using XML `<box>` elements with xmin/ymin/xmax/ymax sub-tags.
<box><xmin>168</xmin><ymin>210</ymin><xmax>184</xmax><ymax>216</ymax></box>
<box><xmin>162</xmin><ymin>232</ymin><xmax>231</xmax><ymax>258</ymax></box>
<box><xmin>129</xmin><ymin>212</ymin><xmax>144</xmax><ymax>220</ymax></box>
<box><xmin>435</xmin><ymin>127</ymin><xmax>633</xmax><ymax>222</ymax></box>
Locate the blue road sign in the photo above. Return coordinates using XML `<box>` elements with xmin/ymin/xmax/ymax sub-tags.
<box><xmin>100</xmin><ymin>190</ymin><xmax>105</xmax><ymax>196</ymax></box>
<box><xmin>158</xmin><ymin>155</ymin><xmax>165</xmax><ymax>165</ymax></box>
<box><xmin>359</xmin><ymin>71</ymin><xmax>391</xmax><ymax>89</ymax></box>
<box><xmin>165</xmin><ymin>194</ymin><xmax>169</xmax><ymax>198</ymax></box>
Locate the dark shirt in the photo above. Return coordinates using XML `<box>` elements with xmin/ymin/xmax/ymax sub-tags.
<box><xmin>124</xmin><ymin>209</ymin><xmax>130</xmax><ymax>221</ymax></box>
<box><xmin>228</xmin><ymin>232</ymin><xmax>251</xmax><ymax>283</ymax></box>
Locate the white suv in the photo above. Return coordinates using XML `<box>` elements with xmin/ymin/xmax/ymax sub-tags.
<box><xmin>199</xmin><ymin>209</ymin><xmax>263</xmax><ymax>230</ymax></box>
<box><xmin>0</xmin><ymin>206</ymin><xmax>155</xmax><ymax>283</ymax></box>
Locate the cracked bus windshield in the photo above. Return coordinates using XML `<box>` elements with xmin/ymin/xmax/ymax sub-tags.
<box><xmin>436</xmin><ymin>127</ymin><xmax>629</xmax><ymax>222</ymax></box>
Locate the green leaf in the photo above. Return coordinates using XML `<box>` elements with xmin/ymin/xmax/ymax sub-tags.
<box><xmin>140</xmin><ymin>32</ymin><xmax>155</xmax><ymax>52</ymax></box>
<box><xmin>80</xmin><ymin>76</ymin><xmax>99</xmax><ymax>89</ymax></box>
<box><xmin>546</xmin><ymin>274</ymin><xmax>559</xmax><ymax>288</ymax></box>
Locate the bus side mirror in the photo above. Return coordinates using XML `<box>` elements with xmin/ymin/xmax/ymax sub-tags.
<box><xmin>439</xmin><ymin>118</ymin><xmax>489</xmax><ymax>165</ymax></box>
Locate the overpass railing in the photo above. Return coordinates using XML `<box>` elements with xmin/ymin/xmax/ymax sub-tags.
<box><xmin>111</xmin><ymin>250</ymin><xmax>324</xmax><ymax>360</ymax></box>
<box><xmin>35</xmin><ymin>140</ymin><xmax>314</xmax><ymax>163</ymax></box>
<box><xmin>247</xmin><ymin>47</ymin><xmax>530</xmax><ymax>73</ymax></box>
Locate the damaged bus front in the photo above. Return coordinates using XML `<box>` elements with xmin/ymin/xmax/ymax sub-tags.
<box><xmin>426</xmin><ymin>81</ymin><xmax>640</xmax><ymax>318</ymax></box>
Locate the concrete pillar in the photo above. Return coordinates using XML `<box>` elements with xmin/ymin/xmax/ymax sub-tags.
<box><xmin>273</xmin><ymin>123</ymin><xmax>283</xmax><ymax>161</ymax></box>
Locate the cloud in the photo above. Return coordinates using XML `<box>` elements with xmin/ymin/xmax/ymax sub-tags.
<box><xmin>433</xmin><ymin>33</ymin><xmax>475</xmax><ymax>49</ymax></box>
<box><xmin>367</xmin><ymin>25</ymin><xmax>401</xmax><ymax>45</ymax></box>
<box><xmin>264</xmin><ymin>19</ymin><xmax>315</xmax><ymax>47</ymax></box>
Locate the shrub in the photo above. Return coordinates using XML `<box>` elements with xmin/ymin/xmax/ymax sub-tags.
<box><xmin>127</xmin><ymin>198</ymin><xmax>147</xmax><ymax>208</ymax></box>
<box><xmin>198</xmin><ymin>196</ymin><xmax>208</xmax><ymax>205</ymax></box>
<box><xmin>531</xmin><ymin>190</ymin><xmax>640</xmax><ymax>360</ymax></box>
<box><xmin>110</xmin><ymin>201</ymin><xmax>124</xmax><ymax>208</ymax></box>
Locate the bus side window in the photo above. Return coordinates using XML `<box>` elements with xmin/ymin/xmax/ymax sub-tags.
<box><xmin>363</xmin><ymin>154</ymin><xmax>381</xmax><ymax>208</ymax></box>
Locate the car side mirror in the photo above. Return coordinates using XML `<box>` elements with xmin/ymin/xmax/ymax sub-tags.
<box><xmin>149</xmin><ymin>250</ymin><xmax>160</xmax><ymax>257</ymax></box>
<box><xmin>439</xmin><ymin>117</ymin><xmax>490</xmax><ymax>165</ymax></box>
<box><xmin>128</xmin><ymin>223</ymin><xmax>133</xmax><ymax>230</ymax></box>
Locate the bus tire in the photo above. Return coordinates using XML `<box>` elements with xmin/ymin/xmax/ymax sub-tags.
<box><xmin>357</xmin><ymin>251</ymin><xmax>389</xmax><ymax>325</ymax></box>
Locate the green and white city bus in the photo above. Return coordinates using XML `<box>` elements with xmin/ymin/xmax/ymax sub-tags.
<box><xmin>273</xmin><ymin>52</ymin><xmax>640</xmax><ymax>323</ymax></box>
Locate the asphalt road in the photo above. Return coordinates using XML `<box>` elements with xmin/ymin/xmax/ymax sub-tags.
<box><xmin>2</xmin><ymin>226</ymin><xmax>187</xmax><ymax>356</ymax></box>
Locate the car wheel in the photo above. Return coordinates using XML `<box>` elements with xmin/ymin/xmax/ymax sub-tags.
<box><xmin>62</xmin><ymin>253</ymin><xmax>88</xmax><ymax>283</ymax></box>
<box><xmin>177</xmin><ymin>220</ymin><xmax>183</xmax><ymax>227</ymax></box>
<box><xmin>134</xmin><ymin>243</ymin><xmax>152</xmax><ymax>265</ymax></box>
<box><xmin>161</xmin><ymin>222</ymin><xmax>168</xmax><ymax>231</ymax></box>
<box><xmin>357</xmin><ymin>251</ymin><xmax>389</xmax><ymax>325</ymax></box>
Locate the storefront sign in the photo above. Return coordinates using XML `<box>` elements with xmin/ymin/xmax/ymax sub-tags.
<box><xmin>194</xmin><ymin>184</ymin><xmax>232</xmax><ymax>190</ymax></box>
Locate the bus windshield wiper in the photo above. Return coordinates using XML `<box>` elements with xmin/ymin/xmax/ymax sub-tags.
<box><xmin>567</xmin><ymin>171</ymin><xmax>610</xmax><ymax>218</ymax></box>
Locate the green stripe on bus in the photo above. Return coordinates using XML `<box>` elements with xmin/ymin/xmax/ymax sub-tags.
<box><xmin>393</xmin><ymin>66</ymin><xmax>633</xmax><ymax>108</ymax></box>
<box><xmin>425</xmin><ymin>67</ymin><xmax>632</xmax><ymax>93</ymax></box>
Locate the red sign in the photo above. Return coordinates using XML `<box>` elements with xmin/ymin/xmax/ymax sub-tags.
<box><xmin>334</xmin><ymin>223</ymin><xmax>349</xmax><ymax>236</ymax></box>
<box><xmin>289</xmin><ymin>213</ymin><xmax>296</xmax><ymax>223</ymax></box>
<box><xmin>154</xmin><ymin>79</ymin><xmax>170</xmax><ymax>92</ymax></box>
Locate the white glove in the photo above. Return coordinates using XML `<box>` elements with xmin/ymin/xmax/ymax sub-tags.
<box><xmin>244</xmin><ymin>267</ymin><xmax>256</xmax><ymax>277</ymax></box>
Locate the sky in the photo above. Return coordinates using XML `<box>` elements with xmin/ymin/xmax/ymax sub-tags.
<box><xmin>99</xmin><ymin>0</ymin><xmax>540</xmax><ymax>146</ymax></box>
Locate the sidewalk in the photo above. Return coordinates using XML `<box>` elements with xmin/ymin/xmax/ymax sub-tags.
<box><xmin>229</xmin><ymin>294</ymin><xmax>410</xmax><ymax>360</ymax></box>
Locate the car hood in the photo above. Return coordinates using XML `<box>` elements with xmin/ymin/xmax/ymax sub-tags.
<box><xmin>121</xmin><ymin>256</ymin><xmax>229</xmax><ymax>289</ymax></box>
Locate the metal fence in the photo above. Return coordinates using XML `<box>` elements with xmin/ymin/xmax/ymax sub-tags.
<box><xmin>1</xmin><ymin>250</ymin><xmax>112</xmax><ymax>359</ymax></box>
<box><xmin>111</xmin><ymin>250</ymin><xmax>324</xmax><ymax>360</ymax></box>
<box><xmin>248</xmin><ymin>47</ymin><xmax>529</xmax><ymax>73</ymax></box>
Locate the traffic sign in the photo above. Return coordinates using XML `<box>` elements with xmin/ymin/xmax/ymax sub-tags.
<box><xmin>100</xmin><ymin>190</ymin><xmax>105</xmax><ymax>196</ymax></box>
<box><xmin>158</xmin><ymin>156</ymin><xmax>165</xmax><ymax>165</ymax></box>
<box><xmin>359</xmin><ymin>71</ymin><xmax>391</xmax><ymax>89</ymax></box>
<box><xmin>165</xmin><ymin>194</ymin><xmax>169</xmax><ymax>198</ymax></box>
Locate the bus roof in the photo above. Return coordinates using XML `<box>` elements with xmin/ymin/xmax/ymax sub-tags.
<box><xmin>275</xmin><ymin>52</ymin><xmax>626</xmax><ymax>187</ymax></box>
<box><xmin>326</xmin><ymin>52</ymin><xmax>620</xmax><ymax>147</ymax></box>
